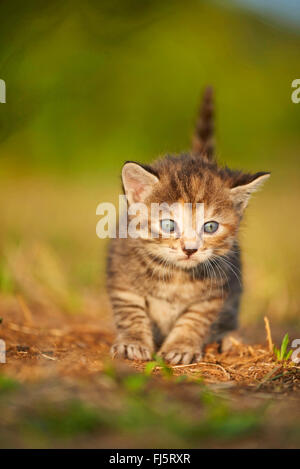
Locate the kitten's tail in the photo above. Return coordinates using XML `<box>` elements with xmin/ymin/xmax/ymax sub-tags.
<box><xmin>192</xmin><ymin>86</ymin><xmax>214</xmax><ymax>160</ymax></box>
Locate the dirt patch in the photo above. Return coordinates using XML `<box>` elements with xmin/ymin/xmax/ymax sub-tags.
<box><xmin>0</xmin><ymin>295</ymin><xmax>299</xmax><ymax>448</ymax></box>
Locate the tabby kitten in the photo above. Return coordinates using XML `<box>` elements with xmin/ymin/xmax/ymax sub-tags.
<box><xmin>107</xmin><ymin>87</ymin><xmax>270</xmax><ymax>364</ymax></box>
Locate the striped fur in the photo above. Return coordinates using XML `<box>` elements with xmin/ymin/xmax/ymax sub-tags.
<box><xmin>107</xmin><ymin>88</ymin><xmax>270</xmax><ymax>364</ymax></box>
<box><xmin>192</xmin><ymin>86</ymin><xmax>214</xmax><ymax>160</ymax></box>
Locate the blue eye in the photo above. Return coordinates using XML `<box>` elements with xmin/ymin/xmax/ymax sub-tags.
<box><xmin>160</xmin><ymin>219</ymin><xmax>176</xmax><ymax>233</ymax></box>
<box><xmin>204</xmin><ymin>221</ymin><xmax>219</xmax><ymax>234</ymax></box>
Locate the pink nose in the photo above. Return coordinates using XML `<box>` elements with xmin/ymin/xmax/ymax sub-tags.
<box><xmin>182</xmin><ymin>247</ymin><xmax>198</xmax><ymax>257</ymax></box>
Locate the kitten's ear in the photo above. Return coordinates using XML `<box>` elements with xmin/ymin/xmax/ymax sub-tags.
<box><xmin>122</xmin><ymin>161</ymin><xmax>159</xmax><ymax>204</ymax></box>
<box><xmin>230</xmin><ymin>172</ymin><xmax>270</xmax><ymax>213</ymax></box>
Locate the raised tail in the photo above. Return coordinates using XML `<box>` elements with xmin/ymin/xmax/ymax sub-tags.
<box><xmin>192</xmin><ymin>86</ymin><xmax>214</xmax><ymax>160</ymax></box>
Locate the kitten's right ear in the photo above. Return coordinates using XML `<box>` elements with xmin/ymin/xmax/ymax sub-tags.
<box><xmin>122</xmin><ymin>161</ymin><xmax>159</xmax><ymax>205</ymax></box>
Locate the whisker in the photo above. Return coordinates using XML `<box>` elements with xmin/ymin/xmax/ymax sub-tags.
<box><xmin>213</xmin><ymin>254</ymin><xmax>242</xmax><ymax>287</ymax></box>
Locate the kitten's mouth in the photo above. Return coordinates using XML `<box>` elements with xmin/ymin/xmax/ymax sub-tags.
<box><xmin>177</xmin><ymin>256</ymin><xmax>200</xmax><ymax>265</ymax></box>
<box><xmin>178</xmin><ymin>256</ymin><xmax>195</xmax><ymax>261</ymax></box>
<box><xmin>176</xmin><ymin>249</ymin><xmax>213</xmax><ymax>265</ymax></box>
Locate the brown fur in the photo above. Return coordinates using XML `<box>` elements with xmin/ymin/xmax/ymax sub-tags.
<box><xmin>106</xmin><ymin>87</ymin><xmax>270</xmax><ymax>364</ymax></box>
<box><xmin>192</xmin><ymin>86</ymin><xmax>214</xmax><ymax>159</ymax></box>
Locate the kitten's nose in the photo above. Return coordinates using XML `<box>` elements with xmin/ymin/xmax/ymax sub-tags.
<box><xmin>182</xmin><ymin>247</ymin><xmax>198</xmax><ymax>257</ymax></box>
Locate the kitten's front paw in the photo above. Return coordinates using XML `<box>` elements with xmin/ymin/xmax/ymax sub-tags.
<box><xmin>159</xmin><ymin>347</ymin><xmax>203</xmax><ymax>365</ymax></box>
<box><xmin>111</xmin><ymin>342</ymin><xmax>152</xmax><ymax>361</ymax></box>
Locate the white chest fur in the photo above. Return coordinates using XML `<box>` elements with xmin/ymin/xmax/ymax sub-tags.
<box><xmin>146</xmin><ymin>276</ymin><xmax>204</xmax><ymax>338</ymax></box>
<box><xmin>147</xmin><ymin>295</ymin><xmax>184</xmax><ymax>338</ymax></box>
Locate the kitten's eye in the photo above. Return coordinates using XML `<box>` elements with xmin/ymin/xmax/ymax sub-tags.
<box><xmin>160</xmin><ymin>219</ymin><xmax>176</xmax><ymax>233</ymax></box>
<box><xmin>204</xmin><ymin>221</ymin><xmax>219</xmax><ymax>234</ymax></box>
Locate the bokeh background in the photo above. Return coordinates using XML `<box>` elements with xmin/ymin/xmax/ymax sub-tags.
<box><xmin>0</xmin><ymin>0</ymin><xmax>300</xmax><ymax>333</ymax></box>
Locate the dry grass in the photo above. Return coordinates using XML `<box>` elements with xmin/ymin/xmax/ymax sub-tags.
<box><xmin>0</xmin><ymin>297</ymin><xmax>299</xmax><ymax>448</ymax></box>
<box><xmin>1</xmin><ymin>293</ymin><xmax>299</xmax><ymax>395</ymax></box>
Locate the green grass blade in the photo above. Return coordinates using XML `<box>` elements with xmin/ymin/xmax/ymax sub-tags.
<box><xmin>280</xmin><ymin>333</ymin><xmax>289</xmax><ymax>360</ymax></box>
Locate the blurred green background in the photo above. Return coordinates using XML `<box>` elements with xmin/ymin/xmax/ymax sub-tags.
<box><xmin>0</xmin><ymin>0</ymin><xmax>299</xmax><ymax>329</ymax></box>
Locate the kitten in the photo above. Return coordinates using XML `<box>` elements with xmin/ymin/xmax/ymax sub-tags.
<box><xmin>107</xmin><ymin>87</ymin><xmax>270</xmax><ymax>365</ymax></box>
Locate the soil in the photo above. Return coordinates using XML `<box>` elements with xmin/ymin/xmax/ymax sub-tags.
<box><xmin>0</xmin><ymin>294</ymin><xmax>299</xmax><ymax>449</ymax></box>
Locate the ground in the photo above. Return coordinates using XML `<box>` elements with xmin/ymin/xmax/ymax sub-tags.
<box><xmin>0</xmin><ymin>293</ymin><xmax>299</xmax><ymax>449</ymax></box>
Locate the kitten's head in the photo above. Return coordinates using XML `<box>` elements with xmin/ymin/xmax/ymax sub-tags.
<box><xmin>122</xmin><ymin>155</ymin><xmax>270</xmax><ymax>269</ymax></box>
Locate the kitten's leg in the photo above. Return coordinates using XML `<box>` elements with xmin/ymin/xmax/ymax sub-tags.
<box><xmin>110</xmin><ymin>289</ymin><xmax>154</xmax><ymax>361</ymax></box>
<box><xmin>158</xmin><ymin>298</ymin><xmax>223</xmax><ymax>365</ymax></box>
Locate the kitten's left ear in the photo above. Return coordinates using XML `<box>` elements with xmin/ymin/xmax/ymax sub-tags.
<box><xmin>230</xmin><ymin>172</ymin><xmax>270</xmax><ymax>213</ymax></box>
